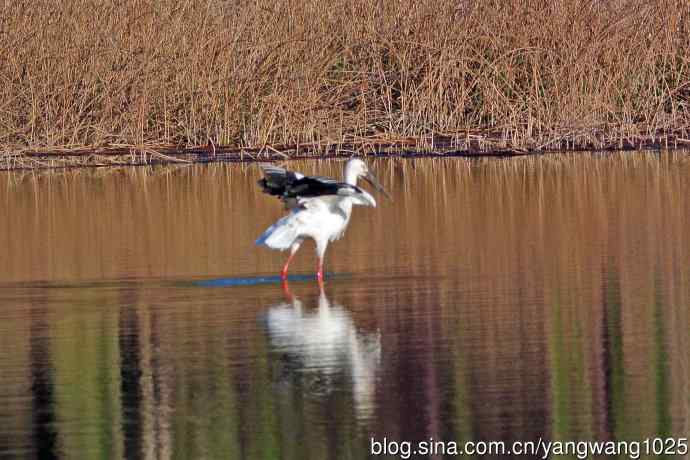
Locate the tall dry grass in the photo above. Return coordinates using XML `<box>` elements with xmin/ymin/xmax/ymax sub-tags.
<box><xmin>1</xmin><ymin>0</ymin><xmax>689</xmax><ymax>157</ymax></box>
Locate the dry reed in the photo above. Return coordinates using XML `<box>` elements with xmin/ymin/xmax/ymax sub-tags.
<box><xmin>1</xmin><ymin>0</ymin><xmax>689</xmax><ymax>168</ymax></box>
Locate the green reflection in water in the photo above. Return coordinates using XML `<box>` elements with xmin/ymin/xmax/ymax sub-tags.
<box><xmin>452</xmin><ymin>319</ymin><xmax>475</xmax><ymax>459</ymax></box>
<box><xmin>605</xmin><ymin>262</ymin><xmax>627</xmax><ymax>442</ymax></box>
<box><xmin>52</xmin><ymin>289</ymin><xmax>122</xmax><ymax>459</ymax></box>
<box><xmin>549</xmin><ymin>290</ymin><xmax>592</xmax><ymax>446</ymax></box>
<box><xmin>653</xmin><ymin>274</ymin><xmax>671</xmax><ymax>444</ymax></box>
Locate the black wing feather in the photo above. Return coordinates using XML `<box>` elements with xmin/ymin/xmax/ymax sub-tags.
<box><xmin>258</xmin><ymin>164</ymin><xmax>353</xmax><ymax>201</ymax></box>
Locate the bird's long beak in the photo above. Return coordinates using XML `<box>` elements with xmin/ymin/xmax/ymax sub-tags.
<box><xmin>364</xmin><ymin>171</ymin><xmax>392</xmax><ymax>200</ymax></box>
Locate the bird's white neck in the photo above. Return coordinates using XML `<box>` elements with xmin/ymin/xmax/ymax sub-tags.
<box><xmin>344</xmin><ymin>163</ymin><xmax>359</xmax><ymax>185</ymax></box>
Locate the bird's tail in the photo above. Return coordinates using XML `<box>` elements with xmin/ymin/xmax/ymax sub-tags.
<box><xmin>255</xmin><ymin>212</ymin><xmax>300</xmax><ymax>250</ymax></box>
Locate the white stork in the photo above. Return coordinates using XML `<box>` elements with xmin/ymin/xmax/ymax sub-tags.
<box><xmin>256</xmin><ymin>158</ymin><xmax>390</xmax><ymax>281</ymax></box>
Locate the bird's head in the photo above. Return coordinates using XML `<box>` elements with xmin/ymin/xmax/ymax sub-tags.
<box><xmin>345</xmin><ymin>158</ymin><xmax>392</xmax><ymax>200</ymax></box>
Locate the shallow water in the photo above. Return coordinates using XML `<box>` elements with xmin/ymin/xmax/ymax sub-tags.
<box><xmin>1</xmin><ymin>153</ymin><xmax>689</xmax><ymax>459</ymax></box>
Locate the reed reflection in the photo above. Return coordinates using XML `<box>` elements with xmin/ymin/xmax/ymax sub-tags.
<box><xmin>1</xmin><ymin>154</ymin><xmax>689</xmax><ymax>459</ymax></box>
<box><xmin>264</xmin><ymin>282</ymin><xmax>381</xmax><ymax>423</ymax></box>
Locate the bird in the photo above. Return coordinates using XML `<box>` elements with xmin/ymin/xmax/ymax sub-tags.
<box><xmin>255</xmin><ymin>158</ymin><xmax>391</xmax><ymax>282</ymax></box>
<box><xmin>264</xmin><ymin>285</ymin><xmax>381</xmax><ymax>419</ymax></box>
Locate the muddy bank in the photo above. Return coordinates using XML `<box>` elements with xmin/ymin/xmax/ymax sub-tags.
<box><xmin>4</xmin><ymin>132</ymin><xmax>690</xmax><ymax>171</ymax></box>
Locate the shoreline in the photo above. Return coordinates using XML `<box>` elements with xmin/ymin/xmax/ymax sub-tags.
<box><xmin>3</xmin><ymin>133</ymin><xmax>689</xmax><ymax>171</ymax></box>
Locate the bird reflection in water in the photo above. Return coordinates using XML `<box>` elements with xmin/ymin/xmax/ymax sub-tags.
<box><xmin>263</xmin><ymin>281</ymin><xmax>381</xmax><ymax>421</ymax></box>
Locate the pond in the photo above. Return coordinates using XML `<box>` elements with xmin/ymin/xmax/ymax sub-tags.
<box><xmin>1</xmin><ymin>153</ymin><xmax>689</xmax><ymax>459</ymax></box>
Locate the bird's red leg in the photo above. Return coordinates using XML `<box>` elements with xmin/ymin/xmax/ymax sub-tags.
<box><xmin>281</xmin><ymin>278</ymin><xmax>293</xmax><ymax>300</ymax></box>
<box><xmin>281</xmin><ymin>252</ymin><xmax>295</xmax><ymax>281</ymax></box>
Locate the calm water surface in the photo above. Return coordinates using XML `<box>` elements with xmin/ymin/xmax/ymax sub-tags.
<box><xmin>1</xmin><ymin>153</ymin><xmax>689</xmax><ymax>459</ymax></box>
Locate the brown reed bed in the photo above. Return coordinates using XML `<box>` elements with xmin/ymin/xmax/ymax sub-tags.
<box><xmin>1</xmin><ymin>0</ymin><xmax>689</xmax><ymax>170</ymax></box>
